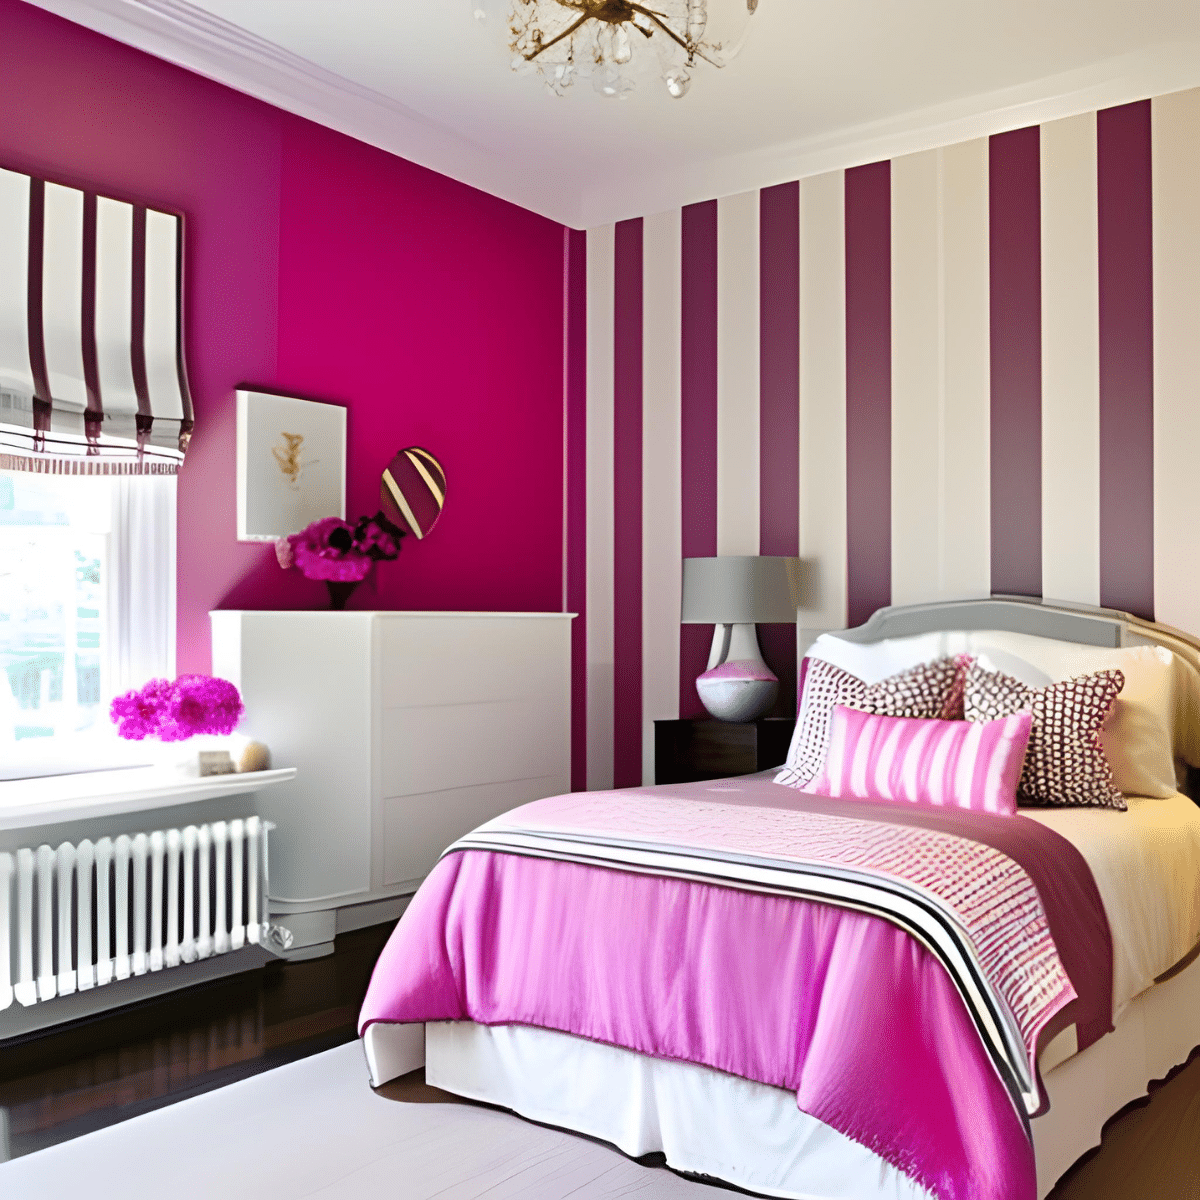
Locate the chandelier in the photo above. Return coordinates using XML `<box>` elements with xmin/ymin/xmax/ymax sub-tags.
<box><xmin>474</xmin><ymin>1</ymin><xmax>760</xmax><ymax>99</ymax></box>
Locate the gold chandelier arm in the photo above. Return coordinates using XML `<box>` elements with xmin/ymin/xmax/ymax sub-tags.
<box><xmin>522</xmin><ymin>11</ymin><xmax>592</xmax><ymax>61</ymax></box>
<box><xmin>688</xmin><ymin>43</ymin><xmax>729</xmax><ymax>68</ymax></box>
<box><xmin>626</xmin><ymin>4</ymin><xmax>693</xmax><ymax>55</ymax></box>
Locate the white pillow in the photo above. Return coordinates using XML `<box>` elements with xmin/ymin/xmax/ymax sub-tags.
<box><xmin>973</xmin><ymin>648</ymin><xmax>1053</xmax><ymax>689</ymax></box>
<box><xmin>805</xmin><ymin>630</ymin><xmax>965</xmax><ymax>684</ymax></box>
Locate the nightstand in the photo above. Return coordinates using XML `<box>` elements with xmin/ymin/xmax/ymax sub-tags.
<box><xmin>654</xmin><ymin>717</ymin><xmax>796</xmax><ymax>785</ymax></box>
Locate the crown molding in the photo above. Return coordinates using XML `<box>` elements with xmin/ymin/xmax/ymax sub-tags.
<box><xmin>23</xmin><ymin>0</ymin><xmax>586</xmax><ymax>226</ymax></box>
<box><xmin>22</xmin><ymin>2</ymin><xmax>1200</xmax><ymax>230</ymax></box>
<box><xmin>579</xmin><ymin>38</ymin><xmax>1200</xmax><ymax>227</ymax></box>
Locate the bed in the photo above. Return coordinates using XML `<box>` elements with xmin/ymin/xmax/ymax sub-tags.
<box><xmin>357</xmin><ymin>597</ymin><xmax>1200</xmax><ymax>1200</ymax></box>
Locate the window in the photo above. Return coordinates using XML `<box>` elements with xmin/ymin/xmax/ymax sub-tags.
<box><xmin>0</xmin><ymin>469</ymin><xmax>176</xmax><ymax>779</ymax></box>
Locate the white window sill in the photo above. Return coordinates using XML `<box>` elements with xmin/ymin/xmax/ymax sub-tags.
<box><xmin>0</xmin><ymin>766</ymin><xmax>297</xmax><ymax>831</ymax></box>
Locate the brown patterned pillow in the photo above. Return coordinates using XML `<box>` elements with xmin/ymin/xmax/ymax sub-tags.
<box><xmin>776</xmin><ymin>656</ymin><xmax>970</xmax><ymax>789</ymax></box>
<box><xmin>963</xmin><ymin>662</ymin><xmax>1126</xmax><ymax>810</ymax></box>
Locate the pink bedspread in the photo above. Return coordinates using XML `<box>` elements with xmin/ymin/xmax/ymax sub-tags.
<box><xmin>360</xmin><ymin>777</ymin><xmax>1112</xmax><ymax>1200</ymax></box>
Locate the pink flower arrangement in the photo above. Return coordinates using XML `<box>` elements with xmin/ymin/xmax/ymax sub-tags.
<box><xmin>111</xmin><ymin>675</ymin><xmax>245</xmax><ymax>742</ymax></box>
<box><xmin>278</xmin><ymin>516</ymin><xmax>372</xmax><ymax>582</ymax></box>
<box><xmin>275</xmin><ymin>512</ymin><xmax>405</xmax><ymax>606</ymax></box>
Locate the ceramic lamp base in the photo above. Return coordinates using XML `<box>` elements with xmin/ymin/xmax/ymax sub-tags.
<box><xmin>696</xmin><ymin>658</ymin><xmax>779</xmax><ymax>723</ymax></box>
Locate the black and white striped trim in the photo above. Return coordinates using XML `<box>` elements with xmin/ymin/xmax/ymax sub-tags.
<box><xmin>447</xmin><ymin>824</ymin><xmax>1038</xmax><ymax>1127</ymax></box>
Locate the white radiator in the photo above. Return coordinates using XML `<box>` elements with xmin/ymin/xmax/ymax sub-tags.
<box><xmin>0</xmin><ymin>816</ymin><xmax>272</xmax><ymax>1011</ymax></box>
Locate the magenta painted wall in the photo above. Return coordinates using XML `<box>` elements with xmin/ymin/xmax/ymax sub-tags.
<box><xmin>0</xmin><ymin>0</ymin><xmax>567</xmax><ymax>672</ymax></box>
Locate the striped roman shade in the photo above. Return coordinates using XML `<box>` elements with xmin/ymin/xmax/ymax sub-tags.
<box><xmin>0</xmin><ymin>166</ymin><xmax>192</xmax><ymax>474</ymax></box>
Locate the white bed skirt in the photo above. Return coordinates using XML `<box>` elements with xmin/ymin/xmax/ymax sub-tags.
<box><xmin>363</xmin><ymin>946</ymin><xmax>1200</xmax><ymax>1200</ymax></box>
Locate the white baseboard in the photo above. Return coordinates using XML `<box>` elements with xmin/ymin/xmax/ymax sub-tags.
<box><xmin>0</xmin><ymin>945</ymin><xmax>272</xmax><ymax>1041</ymax></box>
<box><xmin>336</xmin><ymin>894</ymin><xmax>410</xmax><ymax>935</ymax></box>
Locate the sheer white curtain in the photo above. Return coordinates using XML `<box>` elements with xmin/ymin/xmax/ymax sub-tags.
<box><xmin>0</xmin><ymin>473</ymin><xmax>176</xmax><ymax>780</ymax></box>
<box><xmin>107</xmin><ymin>474</ymin><xmax>176</xmax><ymax>697</ymax></box>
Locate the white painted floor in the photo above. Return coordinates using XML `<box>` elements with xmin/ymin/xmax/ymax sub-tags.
<box><xmin>0</xmin><ymin>1042</ymin><xmax>719</xmax><ymax>1199</ymax></box>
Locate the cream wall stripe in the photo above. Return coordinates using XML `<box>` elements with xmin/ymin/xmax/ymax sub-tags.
<box><xmin>586</xmin><ymin>225</ymin><xmax>616</xmax><ymax>791</ymax></box>
<box><xmin>641</xmin><ymin>209</ymin><xmax>683</xmax><ymax>784</ymax></box>
<box><xmin>716</xmin><ymin>191</ymin><xmax>760</xmax><ymax>556</ymax></box>
<box><xmin>798</xmin><ymin>171</ymin><xmax>848</xmax><ymax>651</ymax></box>
<box><xmin>1040</xmin><ymin>113</ymin><xmax>1100</xmax><ymax>607</ymax></box>
<box><xmin>1152</xmin><ymin>89</ymin><xmax>1200</xmax><ymax>637</ymax></box>
<box><xmin>890</xmin><ymin>149</ymin><xmax>942</xmax><ymax>606</ymax></box>
<box><xmin>940</xmin><ymin>138</ymin><xmax>992</xmax><ymax>601</ymax></box>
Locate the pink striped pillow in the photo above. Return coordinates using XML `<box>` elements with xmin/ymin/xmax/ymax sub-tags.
<box><xmin>809</xmin><ymin>706</ymin><xmax>1033</xmax><ymax>816</ymax></box>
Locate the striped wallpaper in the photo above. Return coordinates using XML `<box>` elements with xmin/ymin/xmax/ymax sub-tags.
<box><xmin>570</xmin><ymin>87</ymin><xmax>1200</xmax><ymax>793</ymax></box>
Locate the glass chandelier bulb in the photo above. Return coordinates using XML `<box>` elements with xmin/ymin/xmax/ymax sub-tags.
<box><xmin>612</xmin><ymin>26</ymin><xmax>633</xmax><ymax>65</ymax></box>
<box><xmin>592</xmin><ymin>64</ymin><xmax>636</xmax><ymax>99</ymax></box>
<box><xmin>663</xmin><ymin>66</ymin><xmax>692</xmax><ymax>99</ymax></box>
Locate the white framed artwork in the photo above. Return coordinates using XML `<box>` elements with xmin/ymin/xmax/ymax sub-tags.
<box><xmin>236</xmin><ymin>389</ymin><xmax>346</xmax><ymax>542</ymax></box>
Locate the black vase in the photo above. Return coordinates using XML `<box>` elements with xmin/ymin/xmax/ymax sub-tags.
<box><xmin>326</xmin><ymin>580</ymin><xmax>360</xmax><ymax>610</ymax></box>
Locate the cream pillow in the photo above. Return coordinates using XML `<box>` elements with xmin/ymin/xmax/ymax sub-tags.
<box><xmin>966</xmin><ymin>632</ymin><xmax>1178</xmax><ymax>799</ymax></box>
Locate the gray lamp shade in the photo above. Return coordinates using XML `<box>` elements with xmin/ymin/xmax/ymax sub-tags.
<box><xmin>681</xmin><ymin>556</ymin><xmax>801</xmax><ymax>624</ymax></box>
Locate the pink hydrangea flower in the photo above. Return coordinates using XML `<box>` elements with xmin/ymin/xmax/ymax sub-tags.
<box><xmin>352</xmin><ymin>515</ymin><xmax>402</xmax><ymax>561</ymax></box>
<box><xmin>110</xmin><ymin>675</ymin><xmax>245</xmax><ymax>742</ymax></box>
<box><xmin>286</xmin><ymin>517</ymin><xmax>373</xmax><ymax>583</ymax></box>
<box><xmin>109</xmin><ymin>677</ymin><xmax>175</xmax><ymax>740</ymax></box>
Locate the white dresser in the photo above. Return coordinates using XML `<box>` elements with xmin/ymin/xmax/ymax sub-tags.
<box><xmin>210</xmin><ymin>610</ymin><xmax>573</xmax><ymax>956</ymax></box>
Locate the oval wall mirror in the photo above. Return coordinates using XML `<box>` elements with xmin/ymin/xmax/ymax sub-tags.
<box><xmin>380</xmin><ymin>447</ymin><xmax>446</xmax><ymax>540</ymax></box>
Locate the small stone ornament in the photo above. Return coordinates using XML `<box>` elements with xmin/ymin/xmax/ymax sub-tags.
<box><xmin>198</xmin><ymin>750</ymin><xmax>237</xmax><ymax>777</ymax></box>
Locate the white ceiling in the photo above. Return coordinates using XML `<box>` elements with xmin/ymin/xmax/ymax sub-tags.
<box><xmin>28</xmin><ymin>0</ymin><xmax>1200</xmax><ymax>227</ymax></box>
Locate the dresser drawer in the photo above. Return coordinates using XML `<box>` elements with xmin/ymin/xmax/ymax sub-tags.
<box><xmin>379</xmin><ymin>699</ymin><xmax>567</xmax><ymax>797</ymax></box>
<box><xmin>382</xmin><ymin>773</ymin><xmax>567</xmax><ymax>887</ymax></box>
<box><xmin>378</xmin><ymin>616</ymin><xmax>568</xmax><ymax>709</ymax></box>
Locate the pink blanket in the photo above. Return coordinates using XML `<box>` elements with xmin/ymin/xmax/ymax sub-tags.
<box><xmin>360</xmin><ymin>777</ymin><xmax>1112</xmax><ymax>1200</ymax></box>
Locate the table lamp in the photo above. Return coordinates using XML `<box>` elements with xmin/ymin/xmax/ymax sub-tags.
<box><xmin>681</xmin><ymin>556</ymin><xmax>802</xmax><ymax>722</ymax></box>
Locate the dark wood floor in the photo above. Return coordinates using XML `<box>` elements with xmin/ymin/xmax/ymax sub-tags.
<box><xmin>2</xmin><ymin>921</ymin><xmax>1198</xmax><ymax>1196</ymax></box>
<box><xmin>1048</xmin><ymin>1047</ymin><xmax>1200</xmax><ymax>1199</ymax></box>
<box><xmin>0</xmin><ymin>921</ymin><xmax>392</xmax><ymax>1162</ymax></box>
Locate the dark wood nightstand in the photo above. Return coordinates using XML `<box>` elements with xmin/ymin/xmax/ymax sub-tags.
<box><xmin>654</xmin><ymin>717</ymin><xmax>796</xmax><ymax>785</ymax></box>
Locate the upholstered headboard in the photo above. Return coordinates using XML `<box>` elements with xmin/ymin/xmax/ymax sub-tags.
<box><xmin>830</xmin><ymin>593</ymin><xmax>1200</xmax><ymax>658</ymax></box>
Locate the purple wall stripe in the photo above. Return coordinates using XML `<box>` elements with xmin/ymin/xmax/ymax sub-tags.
<box><xmin>988</xmin><ymin>126</ymin><xmax>1043</xmax><ymax>598</ymax></box>
<box><xmin>613</xmin><ymin>218</ymin><xmax>644</xmax><ymax>787</ymax></box>
<box><xmin>680</xmin><ymin>200</ymin><xmax>719</xmax><ymax>717</ymax></box>
<box><xmin>1097</xmin><ymin>100</ymin><xmax>1155</xmax><ymax>621</ymax></box>
<box><xmin>844</xmin><ymin>161</ymin><xmax>892</xmax><ymax>629</ymax></box>
<box><xmin>759</xmin><ymin>181</ymin><xmax>800</xmax><ymax>714</ymax></box>
<box><xmin>565</xmin><ymin>227</ymin><xmax>589</xmax><ymax>792</ymax></box>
